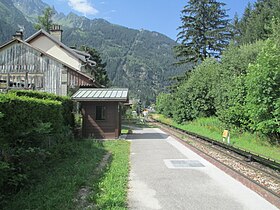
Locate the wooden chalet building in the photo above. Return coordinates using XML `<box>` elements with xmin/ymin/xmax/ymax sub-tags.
<box><xmin>0</xmin><ymin>26</ymin><xmax>129</xmax><ymax>139</ymax></box>
<box><xmin>0</xmin><ymin>26</ymin><xmax>99</xmax><ymax>95</ymax></box>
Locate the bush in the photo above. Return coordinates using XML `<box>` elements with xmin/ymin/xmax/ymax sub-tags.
<box><xmin>0</xmin><ymin>92</ymin><xmax>70</xmax><ymax>203</ymax></box>
<box><xmin>245</xmin><ymin>39</ymin><xmax>280</xmax><ymax>141</ymax></box>
<box><xmin>10</xmin><ymin>90</ymin><xmax>75</xmax><ymax>129</ymax></box>
<box><xmin>156</xmin><ymin>93</ymin><xmax>173</xmax><ymax>117</ymax></box>
<box><xmin>172</xmin><ymin>58</ymin><xmax>221</xmax><ymax>123</ymax></box>
<box><xmin>215</xmin><ymin>41</ymin><xmax>265</xmax><ymax>128</ymax></box>
<box><xmin>0</xmin><ymin>93</ymin><xmax>63</xmax><ymax>146</ymax></box>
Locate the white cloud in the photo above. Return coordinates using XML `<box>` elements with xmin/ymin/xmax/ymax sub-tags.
<box><xmin>68</xmin><ymin>0</ymin><xmax>98</xmax><ymax>15</ymax></box>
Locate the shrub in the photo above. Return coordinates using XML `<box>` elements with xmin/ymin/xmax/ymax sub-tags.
<box><xmin>10</xmin><ymin>90</ymin><xmax>74</xmax><ymax>129</ymax></box>
<box><xmin>156</xmin><ymin>93</ymin><xmax>173</xmax><ymax>117</ymax></box>
<box><xmin>0</xmin><ymin>93</ymin><xmax>67</xmax><ymax>202</ymax></box>
<box><xmin>172</xmin><ymin>58</ymin><xmax>221</xmax><ymax>123</ymax></box>
<box><xmin>245</xmin><ymin>39</ymin><xmax>280</xmax><ymax>142</ymax></box>
<box><xmin>215</xmin><ymin>41</ymin><xmax>265</xmax><ymax>128</ymax></box>
<box><xmin>0</xmin><ymin>93</ymin><xmax>63</xmax><ymax>146</ymax></box>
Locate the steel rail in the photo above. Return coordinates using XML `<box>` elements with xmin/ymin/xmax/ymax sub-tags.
<box><xmin>151</xmin><ymin>119</ymin><xmax>280</xmax><ymax>171</ymax></box>
<box><xmin>152</xmin><ymin>119</ymin><xmax>280</xmax><ymax>206</ymax></box>
<box><xmin>157</xmin><ymin>120</ymin><xmax>280</xmax><ymax>181</ymax></box>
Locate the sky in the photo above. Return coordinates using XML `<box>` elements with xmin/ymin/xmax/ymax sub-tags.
<box><xmin>42</xmin><ymin>0</ymin><xmax>256</xmax><ymax>40</ymax></box>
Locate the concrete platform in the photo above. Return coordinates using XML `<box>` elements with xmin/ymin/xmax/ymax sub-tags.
<box><xmin>127</xmin><ymin>127</ymin><xmax>278</xmax><ymax>210</ymax></box>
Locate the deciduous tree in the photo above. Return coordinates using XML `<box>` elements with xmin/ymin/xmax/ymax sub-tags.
<box><xmin>34</xmin><ymin>7</ymin><xmax>54</xmax><ymax>32</ymax></box>
<box><xmin>172</xmin><ymin>58</ymin><xmax>221</xmax><ymax>123</ymax></box>
<box><xmin>156</xmin><ymin>93</ymin><xmax>173</xmax><ymax>117</ymax></box>
<box><xmin>245</xmin><ymin>38</ymin><xmax>280</xmax><ymax>141</ymax></box>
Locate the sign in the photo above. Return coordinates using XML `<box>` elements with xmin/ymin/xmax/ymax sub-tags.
<box><xmin>222</xmin><ymin>130</ymin><xmax>229</xmax><ymax>138</ymax></box>
<box><xmin>222</xmin><ymin>130</ymin><xmax>230</xmax><ymax>144</ymax></box>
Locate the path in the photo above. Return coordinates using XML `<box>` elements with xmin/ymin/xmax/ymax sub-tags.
<box><xmin>127</xmin><ymin>127</ymin><xmax>278</xmax><ymax>210</ymax></box>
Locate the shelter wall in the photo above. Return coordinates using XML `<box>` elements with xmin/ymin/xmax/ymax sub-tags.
<box><xmin>81</xmin><ymin>101</ymin><xmax>120</xmax><ymax>139</ymax></box>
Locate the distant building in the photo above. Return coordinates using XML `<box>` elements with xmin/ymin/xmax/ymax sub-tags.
<box><xmin>0</xmin><ymin>25</ymin><xmax>99</xmax><ymax>95</ymax></box>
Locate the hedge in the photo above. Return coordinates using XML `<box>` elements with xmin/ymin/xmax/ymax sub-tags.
<box><xmin>0</xmin><ymin>93</ymin><xmax>68</xmax><ymax>204</ymax></box>
<box><xmin>10</xmin><ymin>90</ymin><xmax>75</xmax><ymax>129</ymax></box>
<box><xmin>0</xmin><ymin>93</ymin><xmax>64</xmax><ymax>144</ymax></box>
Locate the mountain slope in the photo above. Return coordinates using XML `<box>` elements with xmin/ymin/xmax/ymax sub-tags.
<box><xmin>1</xmin><ymin>0</ymin><xmax>186</xmax><ymax>103</ymax></box>
<box><xmin>0</xmin><ymin>0</ymin><xmax>35</xmax><ymax>41</ymax></box>
<box><xmin>61</xmin><ymin>18</ymin><xmax>184</xmax><ymax>101</ymax></box>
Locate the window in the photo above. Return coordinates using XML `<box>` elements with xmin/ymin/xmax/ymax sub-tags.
<box><xmin>96</xmin><ymin>106</ymin><xmax>106</xmax><ymax>120</ymax></box>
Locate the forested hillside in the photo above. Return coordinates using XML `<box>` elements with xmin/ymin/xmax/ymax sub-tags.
<box><xmin>0</xmin><ymin>0</ymin><xmax>186</xmax><ymax>103</ymax></box>
<box><xmin>157</xmin><ymin>0</ymin><xmax>280</xmax><ymax>142</ymax></box>
<box><xmin>0</xmin><ymin>0</ymin><xmax>35</xmax><ymax>41</ymax></box>
<box><xmin>61</xmin><ymin>20</ymin><xmax>183</xmax><ymax>102</ymax></box>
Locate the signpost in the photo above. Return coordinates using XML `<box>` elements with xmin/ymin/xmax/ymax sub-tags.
<box><xmin>222</xmin><ymin>130</ymin><xmax>230</xmax><ymax>144</ymax></box>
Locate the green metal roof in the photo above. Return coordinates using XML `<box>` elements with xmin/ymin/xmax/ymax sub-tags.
<box><xmin>72</xmin><ymin>88</ymin><xmax>129</xmax><ymax>101</ymax></box>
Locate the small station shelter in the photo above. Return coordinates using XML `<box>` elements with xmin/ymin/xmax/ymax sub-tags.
<box><xmin>72</xmin><ymin>88</ymin><xmax>129</xmax><ymax>139</ymax></box>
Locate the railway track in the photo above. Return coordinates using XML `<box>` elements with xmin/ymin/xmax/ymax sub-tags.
<box><xmin>150</xmin><ymin>118</ymin><xmax>280</xmax><ymax>207</ymax></box>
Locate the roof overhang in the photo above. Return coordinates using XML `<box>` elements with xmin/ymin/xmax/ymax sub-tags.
<box><xmin>72</xmin><ymin>88</ymin><xmax>129</xmax><ymax>102</ymax></box>
<box><xmin>0</xmin><ymin>38</ymin><xmax>96</xmax><ymax>85</ymax></box>
<box><xmin>25</xmin><ymin>29</ymin><xmax>87</xmax><ymax>62</ymax></box>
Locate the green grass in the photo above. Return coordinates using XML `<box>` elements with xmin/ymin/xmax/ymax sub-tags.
<box><xmin>121</xmin><ymin>128</ymin><xmax>130</xmax><ymax>134</ymax></box>
<box><xmin>123</xmin><ymin>117</ymin><xmax>157</xmax><ymax>129</ymax></box>
<box><xmin>152</xmin><ymin>114</ymin><xmax>280</xmax><ymax>161</ymax></box>
<box><xmin>3</xmin><ymin>140</ymin><xmax>130</xmax><ymax>210</ymax></box>
<box><xmin>90</xmin><ymin>141</ymin><xmax>130</xmax><ymax>209</ymax></box>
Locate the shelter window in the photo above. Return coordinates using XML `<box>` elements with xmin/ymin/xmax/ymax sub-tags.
<box><xmin>96</xmin><ymin>106</ymin><xmax>106</xmax><ymax>120</ymax></box>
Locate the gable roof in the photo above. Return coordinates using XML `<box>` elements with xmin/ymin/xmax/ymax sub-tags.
<box><xmin>72</xmin><ymin>88</ymin><xmax>129</xmax><ymax>102</ymax></box>
<box><xmin>25</xmin><ymin>29</ymin><xmax>87</xmax><ymax>63</ymax></box>
<box><xmin>72</xmin><ymin>49</ymin><xmax>96</xmax><ymax>67</ymax></box>
<box><xmin>0</xmin><ymin>38</ymin><xmax>18</xmax><ymax>49</ymax></box>
<box><xmin>0</xmin><ymin>38</ymin><xmax>95</xmax><ymax>84</ymax></box>
<box><xmin>72</xmin><ymin>49</ymin><xmax>91</xmax><ymax>58</ymax></box>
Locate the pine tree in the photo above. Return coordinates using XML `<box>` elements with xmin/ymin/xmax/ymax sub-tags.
<box><xmin>175</xmin><ymin>0</ymin><xmax>231</xmax><ymax>65</ymax></box>
<box><xmin>236</xmin><ymin>0</ymin><xmax>280</xmax><ymax>44</ymax></box>
<box><xmin>81</xmin><ymin>46</ymin><xmax>110</xmax><ymax>87</ymax></box>
<box><xmin>230</xmin><ymin>14</ymin><xmax>241</xmax><ymax>43</ymax></box>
